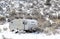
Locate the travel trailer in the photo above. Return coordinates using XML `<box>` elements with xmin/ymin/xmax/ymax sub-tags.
<box><xmin>9</xmin><ymin>19</ymin><xmax>39</xmax><ymax>33</ymax></box>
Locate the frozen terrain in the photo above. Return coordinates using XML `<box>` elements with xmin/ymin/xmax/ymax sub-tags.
<box><xmin>0</xmin><ymin>0</ymin><xmax>60</xmax><ymax>39</ymax></box>
<box><xmin>0</xmin><ymin>23</ymin><xmax>60</xmax><ymax>39</ymax></box>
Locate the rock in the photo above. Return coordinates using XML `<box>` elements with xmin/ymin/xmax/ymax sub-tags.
<box><xmin>0</xmin><ymin>16</ymin><xmax>6</xmax><ymax>25</ymax></box>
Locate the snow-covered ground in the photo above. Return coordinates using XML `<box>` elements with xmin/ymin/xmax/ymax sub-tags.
<box><xmin>0</xmin><ymin>31</ymin><xmax>60</xmax><ymax>39</ymax></box>
<box><xmin>0</xmin><ymin>23</ymin><xmax>60</xmax><ymax>39</ymax></box>
<box><xmin>0</xmin><ymin>0</ymin><xmax>60</xmax><ymax>39</ymax></box>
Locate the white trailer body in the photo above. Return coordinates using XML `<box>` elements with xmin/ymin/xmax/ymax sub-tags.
<box><xmin>9</xmin><ymin>19</ymin><xmax>38</xmax><ymax>32</ymax></box>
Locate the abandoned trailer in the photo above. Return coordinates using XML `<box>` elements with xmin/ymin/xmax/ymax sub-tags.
<box><xmin>9</xmin><ymin>19</ymin><xmax>39</xmax><ymax>33</ymax></box>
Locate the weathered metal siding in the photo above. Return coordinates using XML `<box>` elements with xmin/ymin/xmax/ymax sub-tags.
<box><xmin>9</xmin><ymin>19</ymin><xmax>24</xmax><ymax>31</ymax></box>
<box><xmin>9</xmin><ymin>19</ymin><xmax>38</xmax><ymax>31</ymax></box>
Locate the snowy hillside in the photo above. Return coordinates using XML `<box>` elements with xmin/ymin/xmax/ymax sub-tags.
<box><xmin>0</xmin><ymin>0</ymin><xmax>60</xmax><ymax>39</ymax></box>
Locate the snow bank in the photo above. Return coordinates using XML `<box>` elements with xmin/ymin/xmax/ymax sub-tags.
<box><xmin>0</xmin><ymin>21</ymin><xmax>60</xmax><ymax>39</ymax></box>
